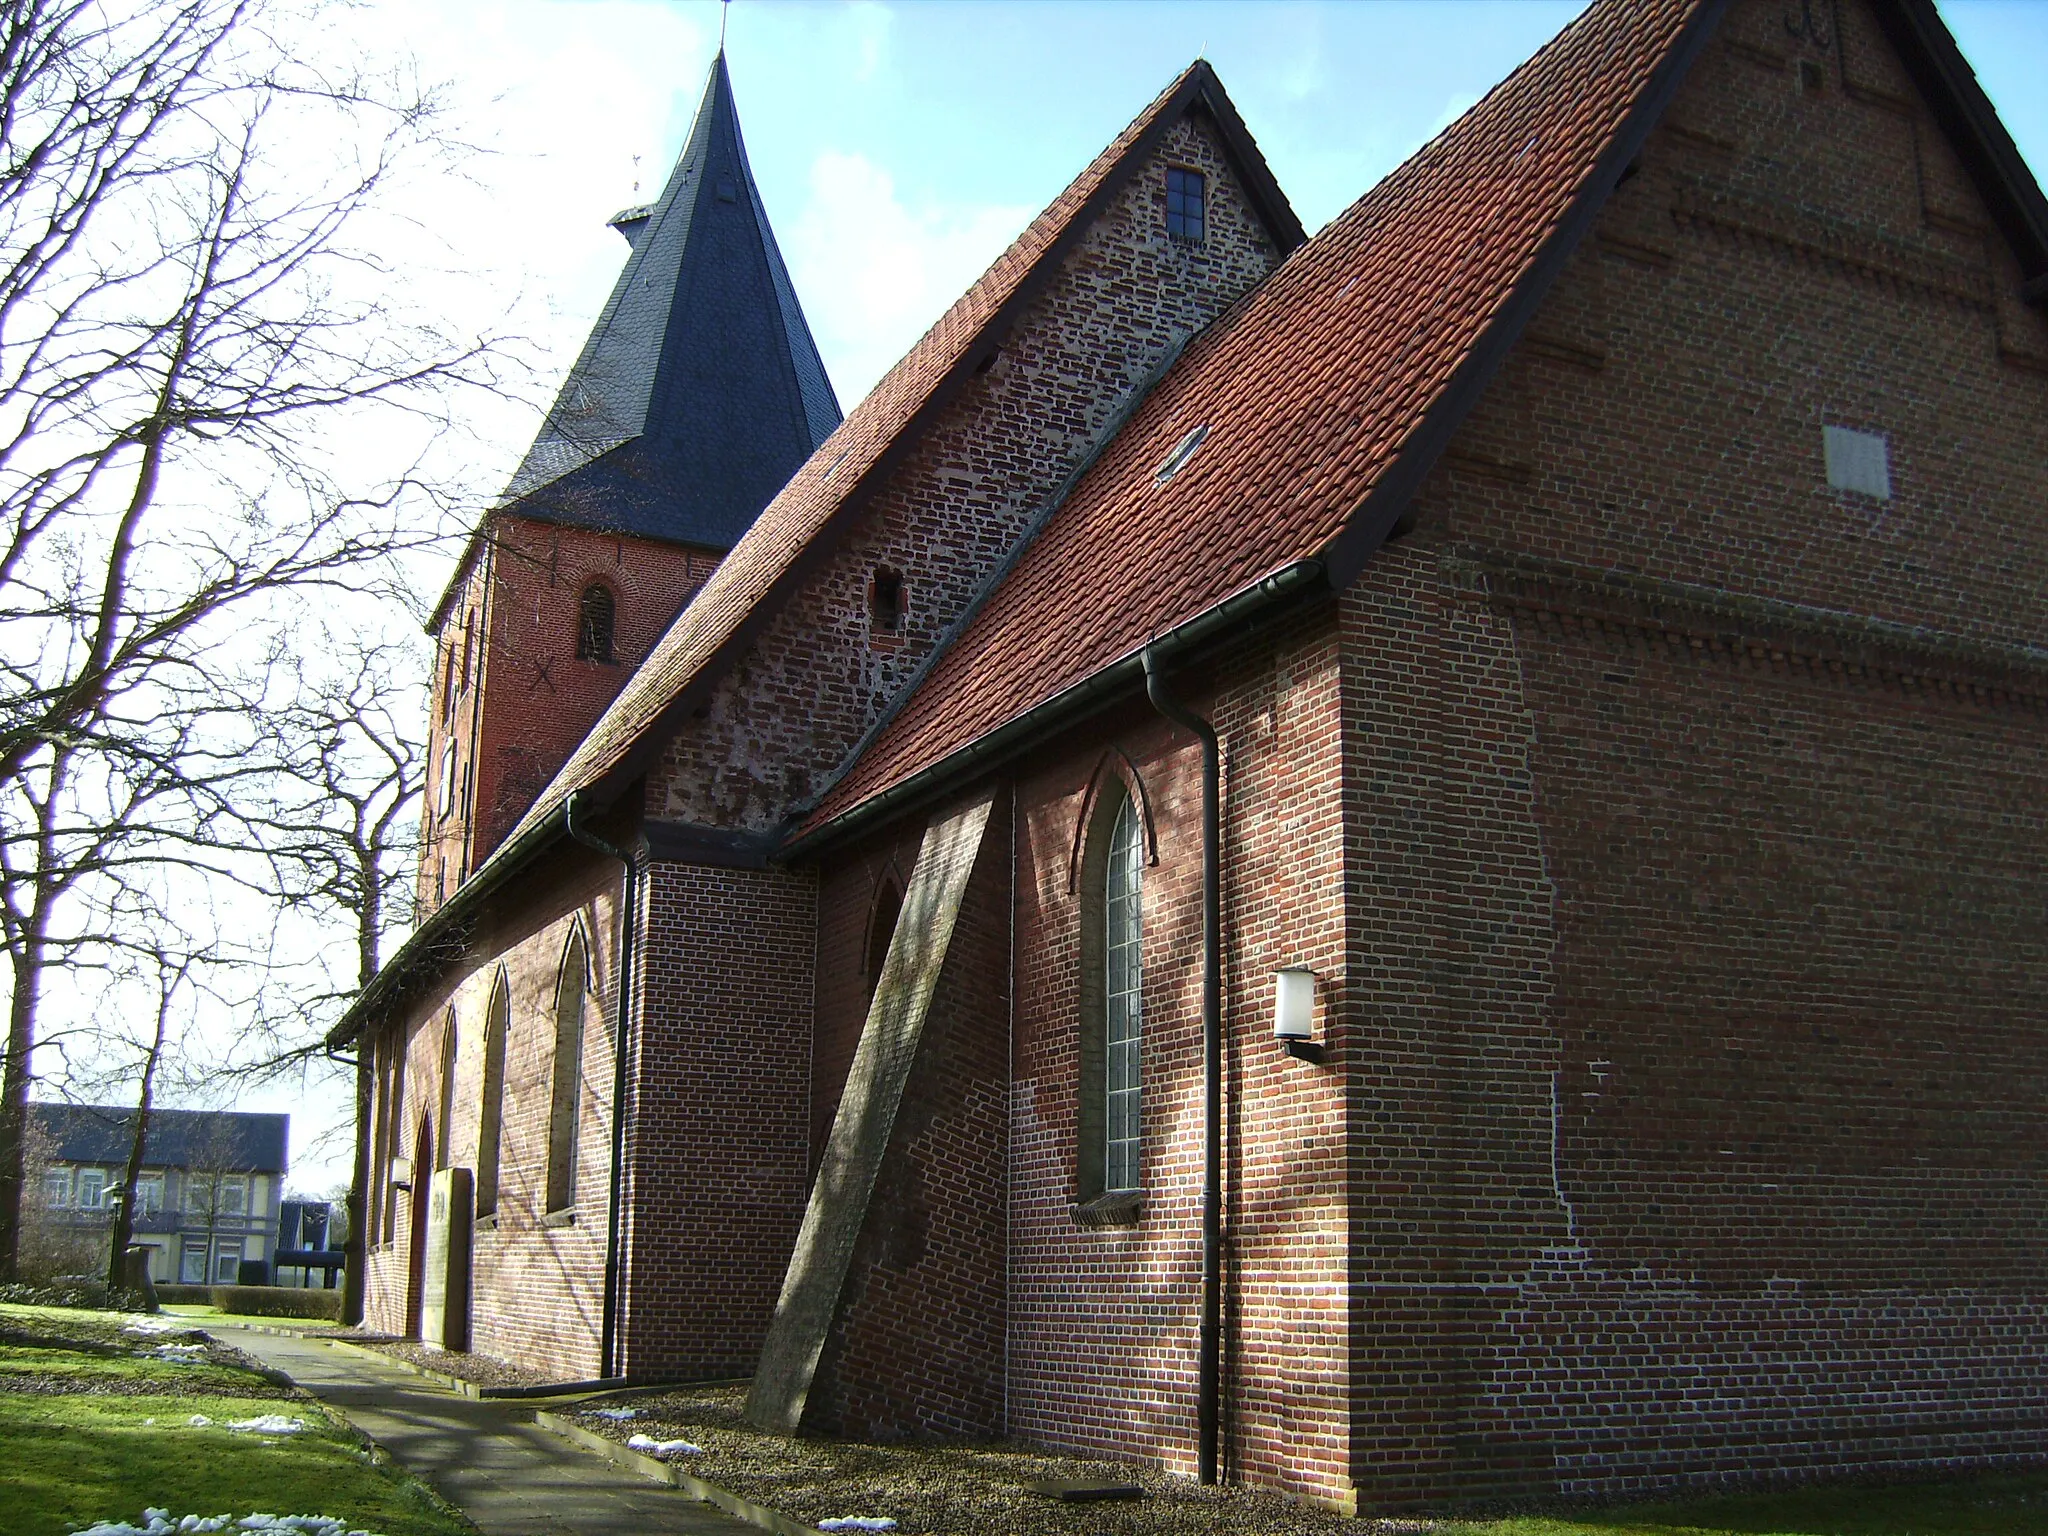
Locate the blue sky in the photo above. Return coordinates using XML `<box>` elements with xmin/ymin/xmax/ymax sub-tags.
<box><xmin>375</xmin><ymin>0</ymin><xmax>2048</xmax><ymax>429</ymax></box>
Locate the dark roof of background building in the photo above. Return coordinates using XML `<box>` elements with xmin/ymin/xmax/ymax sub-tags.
<box><xmin>496</xmin><ymin>51</ymin><xmax>841</xmax><ymax>550</ymax></box>
<box><xmin>31</xmin><ymin>1104</ymin><xmax>289</xmax><ymax>1174</ymax></box>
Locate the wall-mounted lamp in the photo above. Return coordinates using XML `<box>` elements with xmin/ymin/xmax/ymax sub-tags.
<box><xmin>1273</xmin><ymin>966</ymin><xmax>1323</xmax><ymax>1063</ymax></box>
<box><xmin>389</xmin><ymin>1157</ymin><xmax>414</xmax><ymax>1192</ymax></box>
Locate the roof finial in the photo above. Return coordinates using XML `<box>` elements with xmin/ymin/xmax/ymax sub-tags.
<box><xmin>719</xmin><ymin>0</ymin><xmax>730</xmax><ymax>53</ymax></box>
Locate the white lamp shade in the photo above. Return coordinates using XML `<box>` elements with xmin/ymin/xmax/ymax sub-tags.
<box><xmin>1273</xmin><ymin>966</ymin><xmax>1317</xmax><ymax>1040</ymax></box>
<box><xmin>389</xmin><ymin>1157</ymin><xmax>414</xmax><ymax>1186</ymax></box>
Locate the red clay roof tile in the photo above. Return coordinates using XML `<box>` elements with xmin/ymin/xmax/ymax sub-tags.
<box><xmin>805</xmin><ymin>0</ymin><xmax>1711</xmax><ymax>835</ymax></box>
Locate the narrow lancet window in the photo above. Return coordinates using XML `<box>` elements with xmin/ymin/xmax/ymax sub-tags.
<box><xmin>1103</xmin><ymin>791</ymin><xmax>1144</xmax><ymax>1193</ymax></box>
<box><xmin>476</xmin><ymin>976</ymin><xmax>509</xmax><ymax>1219</ymax></box>
<box><xmin>545</xmin><ymin>930</ymin><xmax>589</xmax><ymax>1213</ymax></box>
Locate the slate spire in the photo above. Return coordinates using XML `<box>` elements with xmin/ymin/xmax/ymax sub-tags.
<box><xmin>501</xmin><ymin>53</ymin><xmax>841</xmax><ymax>549</ymax></box>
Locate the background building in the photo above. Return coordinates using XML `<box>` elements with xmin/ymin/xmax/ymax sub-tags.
<box><xmin>31</xmin><ymin>1104</ymin><xmax>289</xmax><ymax>1285</ymax></box>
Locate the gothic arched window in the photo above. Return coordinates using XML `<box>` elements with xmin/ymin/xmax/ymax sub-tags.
<box><xmin>1078</xmin><ymin>779</ymin><xmax>1144</xmax><ymax>1205</ymax></box>
<box><xmin>576</xmin><ymin>584</ymin><xmax>616</xmax><ymax>663</ymax></box>
<box><xmin>475</xmin><ymin>974</ymin><xmax>509</xmax><ymax>1219</ymax></box>
<box><xmin>435</xmin><ymin>1011</ymin><xmax>458</xmax><ymax>1170</ymax></box>
<box><xmin>545</xmin><ymin>929</ymin><xmax>589</xmax><ymax>1214</ymax></box>
<box><xmin>1100</xmin><ymin>792</ymin><xmax>1144</xmax><ymax>1193</ymax></box>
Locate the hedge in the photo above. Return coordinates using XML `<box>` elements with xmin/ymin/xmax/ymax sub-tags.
<box><xmin>206</xmin><ymin>1284</ymin><xmax>344</xmax><ymax>1320</ymax></box>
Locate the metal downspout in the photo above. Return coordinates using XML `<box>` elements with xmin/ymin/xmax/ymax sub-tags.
<box><xmin>566</xmin><ymin>790</ymin><xmax>640</xmax><ymax>1380</ymax></box>
<box><xmin>1141</xmin><ymin>646</ymin><xmax>1223</xmax><ymax>1485</ymax></box>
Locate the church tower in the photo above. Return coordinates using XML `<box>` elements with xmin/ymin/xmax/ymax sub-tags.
<box><xmin>418</xmin><ymin>55</ymin><xmax>840</xmax><ymax>911</ymax></box>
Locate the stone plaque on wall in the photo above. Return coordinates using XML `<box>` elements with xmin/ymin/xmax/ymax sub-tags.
<box><xmin>421</xmin><ymin>1166</ymin><xmax>473</xmax><ymax>1352</ymax></box>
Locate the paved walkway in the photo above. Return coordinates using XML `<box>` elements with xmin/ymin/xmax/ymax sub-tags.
<box><xmin>220</xmin><ymin>1326</ymin><xmax>755</xmax><ymax>1536</ymax></box>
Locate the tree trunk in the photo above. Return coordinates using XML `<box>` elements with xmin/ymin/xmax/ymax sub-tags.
<box><xmin>107</xmin><ymin>996</ymin><xmax>170</xmax><ymax>1294</ymax></box>
<box><xmin>0</xmin><ymin>918</ymin><xmax>48</xmax><ymax>1282</ymax></box>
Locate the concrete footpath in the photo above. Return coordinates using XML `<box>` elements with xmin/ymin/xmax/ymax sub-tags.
<box><xmin>220</xmin><ymin>1326</ymin><xmax>756</xmax><ymax>1536</ymax></box>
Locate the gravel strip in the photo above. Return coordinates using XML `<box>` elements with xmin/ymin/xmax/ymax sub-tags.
<box><xmin>358</xmin><ymin>1338</ymin><xmax>553</xmax><ymax>1389</ymax></box>
<box><xmin>568</xmin><ymin>1384</ymin><xmax>1414</xmax><ymax>1536</ymax></box>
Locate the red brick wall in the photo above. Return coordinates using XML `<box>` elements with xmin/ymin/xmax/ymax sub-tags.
<box><xmin>1003</xmin><ymin>608</ymin><xmax>1354</xmax><ymax>1506</ymax></box>
<box><xmin>420</xmin><ymin>517</ymin><xmax>718</xmax><ymax>912</ymax></box>
<box><xmin>615</xmin><ymin>860</ymin><xmax>817</xmax><ymax>1381</ymax></box>
<box><xmin>806</xmin><ymin>794</ymin><xmax>1013</xmax><ymax>1439</ymax></box>
<box><xmin>363</xmin><ymin>843</ymin><xmax>625</xmax><ymax>1380</ymax></box>
<box><xmin>653</xmin><ymin>111</ymin><xmax>1286</xmax><ymax>834</ymax></box>
<box><xmin>1328</xmin><ymin>0</ymin><xmax>2048</xmax><ymax>1504</ymax></box>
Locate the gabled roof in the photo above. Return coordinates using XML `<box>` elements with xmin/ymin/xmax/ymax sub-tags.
<box><xmin>799</xmin><ymin>0</ymin><xmax>1721</xmax><ymax>840</ymax></box>
<box><xmin>502</xmin><ymin>60</ymin><xmax>1303</xmax><ymax>844</ymax></box>
<box><xmin>337</xmin><ymin>59</ymin><xmax>1301</xmax><ymax>1045</ymax></box>
<box><xmin>499</xmin><ymin>54</ymin><xmax>839</xmax><ymax>548</ymax></box>
<box><xmin>32</xmin><ymin>1104</ymin><xmax>289</xmax><ymax>1174</ymax></box>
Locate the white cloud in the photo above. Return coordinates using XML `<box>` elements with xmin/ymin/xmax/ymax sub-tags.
<box><xmin>788</xmin><ymin>150</ymin><xmax>1033</xmax><ymax>406</ymax></box>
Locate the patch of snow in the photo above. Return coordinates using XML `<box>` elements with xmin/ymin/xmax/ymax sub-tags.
<box><xmin>582</xmin><ymin>1406</ymin><xmax>638</xmax><ymax>1421</ymax></box>
<box><xmin>625</xmin><ymin>1432</ymin><xmax>704</xmax><ymax>1456</ymax></box>
<box><xmin>819</xmin><ymin>1520</ymin><xmax>897</xmax><ymax>1532</ymax></box>
<box><xmin>71</xmin><ymin>1512</ymin><xmax>380</xmax><ymax>1536</ymax></box>
<box><xmin>225</xmin><ymin>1415</ymin><xmax>307</xmax><ymax>1436</ymax></box>
<box><xmin>187</xmin><ymin>1415</ymin><xmax>213</xmax><ymax>1427</ymax></box>
<box><xmin>121</xmin><ymin>1316</ymin><xmax>188</xmax><ymax>1334</ymax></box>
<box><xmin>151</xmin><ymin>1343</ymin><xmax>210</xmax><ymax>1364</ymax></box>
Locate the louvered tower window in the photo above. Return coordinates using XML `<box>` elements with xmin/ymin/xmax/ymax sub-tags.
<box><xmin>577</xmin><ymin>584</ymin><xmax>616</xmax><ymax>662</ymax></box>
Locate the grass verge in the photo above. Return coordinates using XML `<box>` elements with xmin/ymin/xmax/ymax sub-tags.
<box><xmin>0</xmin><ymin>1302</ymin><xmax>472</xmax><ymax>1536</ymax></box>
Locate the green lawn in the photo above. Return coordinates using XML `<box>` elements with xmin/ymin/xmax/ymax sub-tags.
<box><xmin>160</xmin><ymin>1303</ymin><xmax>341</xmax><ymax>1332</ymax></box>
<box><xmin>0</xmin><ymin>1302</ymin><xmax>471</xmax><ymax>1536</ymax></box>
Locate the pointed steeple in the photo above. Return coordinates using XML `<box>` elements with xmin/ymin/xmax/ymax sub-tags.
<box><xmin>502</xmin><ymin>54</ymin><xmax>842</xmax><ymax>549</ymax></box>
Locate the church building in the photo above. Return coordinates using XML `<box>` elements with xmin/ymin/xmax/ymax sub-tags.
<box><xmin>336</xmin><ymin>0</ymin><xmax>2048</xmax><ymax>1510</ymax></box>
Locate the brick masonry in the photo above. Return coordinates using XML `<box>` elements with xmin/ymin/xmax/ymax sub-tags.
<box><xmin>364</xmin><ymin>840</ymin><xmax>626</xmax><ymax>1378</ymax></box>
<box><xmin>617</xmin><ymin>860</ymin><xmax>817</xmax><ymax>1381</ymax></box>
<box><xmin>420</xmin><ymin>516</ymin><xmax>719</xmax><ymax>911</ymax></box>
<box><xmin>361</xmin><ymin>0</ymin><xmax>2048</xmax><ymax>1512</ymax></box>
<box><xmin>651</xmin><ymin>110</ymin><xmax>1286</xmax><ymax>834</ymax></box>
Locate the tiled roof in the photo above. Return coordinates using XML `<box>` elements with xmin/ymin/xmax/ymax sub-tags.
<box><xmin>499</xmin><ymin>53</ymin><xmax>840</xmax><ymax>549</ymax></box>
<box><xmin>33</xmin><ymin>1104</ymin><xmax>289</xmax><ymax>1174</ymax></box>
<box><xmin>501</xmin><ymin>61</ymin><xmax>1287</xmax><ymax>848</ymax></box>
<box><xmin>803</xmin><ymin>0</ymin><xmax>1715</xmax><ymax>836</ymax></box>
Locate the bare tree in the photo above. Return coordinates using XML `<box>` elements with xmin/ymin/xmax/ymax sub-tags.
<box><xmin>247</xmin><ymin>633</ymin><xmax>424</xmax><ymax>1319</ymax></box>
<box><xmin>0</xmin><ymin>0</ymin><xmax>510</xmax><ymax>1278</ymax></box>
<box><xmin>105</xmin><ymin>949</ymin><xmax>184</xmax><ymax>1295</ymax></box>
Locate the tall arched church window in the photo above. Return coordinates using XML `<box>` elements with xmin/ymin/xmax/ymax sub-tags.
<box><xmin>381</xmin><ymin>1039</ymin><xmax>407</xmax><ymax>1243</ymax></box>
<box><xmin>1078</xmin><ymin>779</ymin><xmax>1144</xmax><ymax>1206</ymax></box>
<box><xmin>576</xmin><ymin>584</ymin><xmax>616</xmax><ymax>663</ymax></box>
<box><xmin>435</xmin><ymin>1012</ymin><xmax>458</xmax><ymax>1170</ymax></box>
<box><xmin>1101</xmin><ymin>792</ymin><xmax>1144</xmax><ymax>1193</ymax></box>
<box><xmin>545</xmin><ymin>929</ymin><xmax>589</xmax><ymax>1213</ymax></box>
<box><xmin>476</xmin><ymin>975</ymin><xmax>509</xmax><ymax>1219</ymax></box>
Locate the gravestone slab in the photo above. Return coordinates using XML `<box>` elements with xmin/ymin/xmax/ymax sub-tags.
<box><xmin>421</xmin><ymin>1165</ymin><xmax>473</xmax><ymax>1352</ymax></box>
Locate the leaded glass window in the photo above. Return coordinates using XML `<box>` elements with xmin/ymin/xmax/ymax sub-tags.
<box><xmin>1165</xmin><ymin>166</ymin><xmax>1206</xmax><ymax>243</ymax></box>
<box><xmin>1103</xmin><ymin>792</ymin><xmax>1143</xmax><ymax>1193</ymax></box>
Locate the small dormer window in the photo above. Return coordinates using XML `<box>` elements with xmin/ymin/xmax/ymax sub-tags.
<box><xmin>870</xmin><ymin>567</ymin><xmax>905</xmax><ymax>636</ymax></box>
<box><xmin>577</xmin><ymin>583</ymin><xmax>616</xmax><ymax>662</ymax></box>
<box><xmin>1166</xmin><ymin>167</ymin><xmax>1206</xmax><ymax>244</ymax></box>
